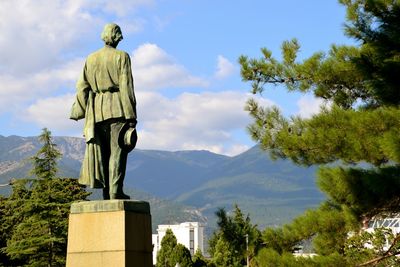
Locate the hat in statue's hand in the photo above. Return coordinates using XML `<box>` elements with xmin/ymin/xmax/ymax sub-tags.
<box><xmin>118</xmin><ymin>123</ymin><xmax>138</xmax><ymax>152</ymax></box>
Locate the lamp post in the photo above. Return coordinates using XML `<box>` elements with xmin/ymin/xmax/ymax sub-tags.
<box><xmin>245</xmin><ymin>233</ymin><xmax>249</xmax><ymax>267</ymax></box>
<box><xmin>0</xmin><ymin>180</ymin><xmax>13</xmax><ymax>187</ymax></box>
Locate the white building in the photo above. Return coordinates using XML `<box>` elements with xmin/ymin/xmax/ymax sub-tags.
<box><xmin>152</xmin><ymin>222</ymin><xmax>204</xmax><ymax>264</ymax></box>
<box><xmin>363</xmin><ymin>214</ymin><xmax>400</xmax><ymax>250</ymax></box>
<box><xmin>366</xmin><ymin>215</ymin><xmax>400</xmax><ymax>233</ymax></box>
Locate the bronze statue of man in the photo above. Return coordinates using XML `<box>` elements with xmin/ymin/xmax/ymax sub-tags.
<box><xmin>70</xmin><ymin>23</ymin><xmax>137</xmax><ymax>200</ymax></box>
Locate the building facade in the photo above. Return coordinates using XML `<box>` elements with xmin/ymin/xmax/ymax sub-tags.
<box><xmin>363</xmin><ymin>214</ymin><xmax>400</xmax><ymax>250</ymax></box>
<box><xmin>152</xmin><ymin>222</ymin><xmax>204</xmax><ymax>264</ymax></box>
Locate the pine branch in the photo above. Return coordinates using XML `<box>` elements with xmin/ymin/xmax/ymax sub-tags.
<box><xmin>357</xmin><ymin>233</ymin><xmax>400</xmax><ymax>266</ymax></box>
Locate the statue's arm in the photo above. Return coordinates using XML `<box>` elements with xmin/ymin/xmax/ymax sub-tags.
<box><xmin>70</xmin><ymin>63</ymin><xmax>90</xmax><ymax>120</ymax></box>
<box><xmin>119</xmin><ymin>52</ymin><xmax>137</xmax><ymax>123</ymax></box>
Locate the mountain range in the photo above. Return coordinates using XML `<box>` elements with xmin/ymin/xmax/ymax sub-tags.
<box><xmin>0</xmin><ymin>135</ymin><xmax>325</xmax><ymax>231</ymax></box>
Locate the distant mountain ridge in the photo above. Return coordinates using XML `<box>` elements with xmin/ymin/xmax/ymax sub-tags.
<box><xmin>0</xmin><ymin>135</ymin><xmax>325</xmax><ymax>229</ymax></box>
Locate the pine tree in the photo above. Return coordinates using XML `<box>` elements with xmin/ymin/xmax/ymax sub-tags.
<box><xmin>0</xmin><ymin>129</ymin><xmax>89</xmax><ymax>266</ymax></box>
<box><xmin>239</xmin><ymin>0</ymin><xmax>400</xmax><ymax>265</ymax></box>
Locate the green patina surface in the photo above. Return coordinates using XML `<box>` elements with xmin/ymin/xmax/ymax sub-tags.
<box><xmin>69</xmin><ymin>23</ymin><xmax>137</xmax><ymax>199</ymax></box>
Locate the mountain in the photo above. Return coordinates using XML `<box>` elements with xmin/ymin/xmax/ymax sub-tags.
<box><xmin>123</xmin><ymin>149</ymin><xmax>228</xmax><ymax>198</ymax></box>
<box><xmin>0</xmin><ymin>135</ymin><xmax>325</xmax><ymax>229</ymax></box>
<box><xmin>0</xmin><ymin>136</ymin><xmax>208</xmax><ymax>232</ymax></box>
<box><xmin>175</xmin><ymin>146</ymin><xmax>322</xmax><ymax>226</ymax></box>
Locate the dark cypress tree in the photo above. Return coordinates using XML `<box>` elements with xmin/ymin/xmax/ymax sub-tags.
<box><xmin>30</xmin><ymin>128</ymin><xmax>62</xmax><ymax>179</ymax></box>
<box><xmin>0</xmin><ymin>128</ymin><xmax>90</xmax><ymax>266</ymax></box>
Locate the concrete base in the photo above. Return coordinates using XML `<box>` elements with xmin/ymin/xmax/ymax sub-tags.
<box><xmin>66</xmin><ymin>200</ymin><xmax>152</xmax><ymax>267</ymax></box>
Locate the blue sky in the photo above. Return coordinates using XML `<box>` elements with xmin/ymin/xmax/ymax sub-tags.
<box><xmin>0</xmin><ymin>0</ymin><xmax>352</xmax><ymax>155</ymax></box>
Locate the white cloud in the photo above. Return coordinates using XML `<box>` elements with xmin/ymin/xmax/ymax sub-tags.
<box><xmin>0</xmin><ymin>0</ymin><xmax>98</xmax><ymax>74</ymax></box>
<box><xmin>0</xmin><ymin>1</ymin><xmax>257</xmax><ymax>155</ymax></box>
<box><xmin>296</xmin><ymin>95</ymin><xmax>328</xmax><ymax>118</ymax></box>
<box><xmin>215</xmin><ymin>55</ymin><xmax>236</xmax><ymax>79</ymax></box>
<box><xmin>226</xmin><ymin>144</ymin><xmax>251</xmax><ymax>156</ymax></box>
<box><xmin>23</xmin><ymin>89</ymin><xmax>273</xmax><ymax>156</ymax></box>
<box><xmin>24</xmin><ymin>94</ymin><xmax>84</xmax><ymax>136</ymax></box>
<box><xmin>0</xmin><ymin>58</ymin><xmax>84</xmax><ymax>114</ymax></box>
<box><xmin>0</xmin><ymin>0</ymin><xmax>153</xmax><ymax>75</ymax></box>
<box><xmin>132</xmin><ymin>43</ymin><xmax>209</xmax><ymax>90</ymax></box>
<box><xmin>135</xmin><ymin>90</ymin><xmax>274</xmax><ymax>155</ymax></box>
<box><xmin>0</xmin><ymin>0</ymin><xmax>155</xmax><ymax>118</ymax></box>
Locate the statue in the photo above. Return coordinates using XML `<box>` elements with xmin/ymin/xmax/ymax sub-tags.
<box><xmin>70</xmin><ymin>23</ymin><xmax>137</xmax><ymax>200</ymax></box>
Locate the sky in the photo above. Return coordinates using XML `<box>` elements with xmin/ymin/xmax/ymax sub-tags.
<box><xmin>0</xmin><ymin>0</ymin><xmax>353</xmax><ymax>156</ymax></box>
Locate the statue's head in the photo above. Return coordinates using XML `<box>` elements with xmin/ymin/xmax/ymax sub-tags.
<box><xmin>101</xmin><ymin>23</ymin><xmax>123</xmax><ymax>47</ymax></box>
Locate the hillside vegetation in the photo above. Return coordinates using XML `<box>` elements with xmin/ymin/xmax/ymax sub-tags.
<box><xmin>0</xmin><ymin>135</ymin><xmax>323</xmax><ymax>229</ymax></box>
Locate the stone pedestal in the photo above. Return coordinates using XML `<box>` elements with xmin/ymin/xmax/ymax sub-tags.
<box><xmin>66</xmin><ymin>200</ymin><xmax>152</xmax><ymax>267</ymax></box>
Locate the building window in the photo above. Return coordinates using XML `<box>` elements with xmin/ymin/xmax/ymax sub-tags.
<box><xmin>189</xmin><ymin>228</ymin><xmax>194</xmax><ymax>255</ymax></box>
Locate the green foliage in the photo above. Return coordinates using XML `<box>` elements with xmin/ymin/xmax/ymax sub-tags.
<box><xmin>254</xmin><ymin>248</ymin><xmax>351</xmax><ymax>267</ymax></box>
<box><xmin>344</xmin><ymin>227</ymin><xmax>400</xmax><ymax>266</ymax></box>
<box><xmin>260</xmin><ymin>203</ymin><xmax>354</xmax><ymax>257</ymax></box>
<box><xmin>3</xmin><ymin>179</ymin><xmax>89</xmax><ymax>266</ymax></box>
<box><xmin>239</xmin><ymin>0</ymin><xmax>400</xmax><ymax>265</ymax></box>
<box><xmin>211</xmin><ymin>236</ymin><xmax>242</xmax><ymax>267</ymax></box>
<box><xmin>0</xmin><ymin>129</ymin><xmax>90</xmax><ymax>266</ymax></box>
<box><xmin>245</xmin><ymin>104</ymin><xmax>400</xmax><ymax>166</ymax></box>
<box><xmin>340</xmin><ymin>0</ymin><xmax>400</xmax><ymax>106</ymax></box>
<box><xmin>156</xmin><ymin>228</ymin><xmax>194</xmax><ymax>267</ymax></box>
<box><xmin>172</xmin><ymin>244</ymin><xmax>193</xmax><ymax>267</ymax></box>
<box><xmin>317</xmin><ymin>165</ymin><xmax>400</xmax><ymax>217</ymax></box>
<box><xmin>192</xmin><ymin>248</ymin><xmax>208</xmax><ymax>267</ymax></box>
<box><xmin>209</xmin><ymin>205</ymin><xmax>261</xmax><ymax>266</ymax></box>
<box><xmin>30</xmin><ymin>128</ymin><xmax>62</xmax><ymax>179</ymax></box>
<box><xmin>254</xmin><ymin>248</ymin><xmax>316</xmax><ymax>267</ymax></box>
<box><xmin>157</xmin><ymin>229</ymin><xmax>178</xmax><ymax>267</ymax></box>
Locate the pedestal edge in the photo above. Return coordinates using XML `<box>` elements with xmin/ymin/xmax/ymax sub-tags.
<box><xmin>70</xmin><ymin>200</ymin><xmax>150</xmax><ymax>214</ymax></box>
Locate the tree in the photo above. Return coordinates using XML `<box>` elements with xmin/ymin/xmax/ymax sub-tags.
<box><xmin>156</xmin><ymin>229</ymin><xmax>178</xmax><ymax>267</ymax></box>
<box><xmin>30</xmin><ymin>128</ymin><xmax>62</xmax><ymax>179</ymax></box>
<box><xmin>239</xmin><ymin>0</ymin><xmax>400</xmax><ymax>265</ymax></box>
<box><xmin>156</xmin><ymin>229</ymin><xmax>194</xmax><ymax>267</ymax></box>
<box><xmin>0</xmin><ymin>128</ymin><xmax>90</xmax><ymax>266</ymax></box>
<box><xmin>192</xmin><ymin>248</ymin><xmax>208</xmax><ymax>267</ymax></box>
<box><xmin>172</xmin><ymin>244</ymin><xmax>193</xmax><ymax>267</ymax></box>
<box><xmin>0</xmin><ymin>177</ymin><xmax>33</xmax><ymax>265</ymax></box>
<box><xmin>211</xmin><ymin>236</ymin><xmax>240</xmax><ymax>267</ymax></box>
<box><xmin>209</xmin><ymin>205</ymin><xmax>261</xmax><ymax>266</ymax></box>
